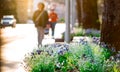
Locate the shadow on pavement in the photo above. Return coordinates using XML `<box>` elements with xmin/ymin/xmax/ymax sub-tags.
<box><xmin>1</xmin><ymin>36</ymin><xmax>24</xmax><ymax>46</ymax></box>
<box><xmin>0</xmin><ymin>29</ymin><xmax>20</xmax><ymax>71</ymax></box>
<box><xmin>1</xmin><ymin>60</ymin><xmax>20</xmax><ymax>69</ymax></box>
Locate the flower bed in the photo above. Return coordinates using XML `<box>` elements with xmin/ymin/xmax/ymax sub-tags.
<box><xmin>23</xmin><ymin>38</ymin><xmax>120</xmax><ymax>72</ymax></box>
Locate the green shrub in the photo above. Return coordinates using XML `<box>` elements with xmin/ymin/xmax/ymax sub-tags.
<box><xmin>58</xmin><ymin>18</ymin><xmax>65</xmax><ymax>23</ymax></box>
<box><xmin>24</xmin><ymin>51</ymin><xmax>55</xmax><ymax>72</ymax></box>
<box><xmin>72</xmin><ymin>28</ymin><xmax>101</xmax><ymax>37</ymax></box>
<box><xmin>23</xmin><ymin>42</ymin><xmax>119</xmax><ymax>72</ymax></box>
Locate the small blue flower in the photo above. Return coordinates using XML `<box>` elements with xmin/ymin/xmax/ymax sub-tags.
<box><xmin>36</xmin><ymin>50</ymin><xmax>42</xmax><ymax>55</ymax></box>
<box><xmin>58</xmin><ymin>50</ymin><xmax>63</xmax><ymax>55</ymax></box>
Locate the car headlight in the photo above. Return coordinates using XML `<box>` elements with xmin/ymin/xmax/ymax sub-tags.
<box><xmin>9</xmin><ymin>21</ymin><xmax>13</xmax><ymax>24</ymax></box>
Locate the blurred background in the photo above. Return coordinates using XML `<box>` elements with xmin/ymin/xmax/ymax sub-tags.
<box><xmin>0</xmin><ymin>0</ymin><xmax>103</xmax><ymax>24</ymax></box>
<box><xmin>1</xmin><ymin>0</ymin><xmax>120</xmax><ymax>72</ymax></box>
<box><xmin>0</xmin><ymin>0</ymin><xmax>66</xmax><ymax>23</ymax></box>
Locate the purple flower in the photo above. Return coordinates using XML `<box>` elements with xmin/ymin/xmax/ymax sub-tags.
<box><xmin>31</xmin><ymin>52</ymin><xmax>34</xmax><ymax>56</ymax></box>
<box><xmin>36</xmin><ymin>50</ymin><xmax>42</xmax><ymax>55</ymax></box>
<box><xmin>58</xmin><ymin>50</ymin><xmax>64</xmax><ymax>55</ymax></box>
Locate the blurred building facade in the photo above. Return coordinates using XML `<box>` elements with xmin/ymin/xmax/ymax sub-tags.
<box><xmin>0</xmin><ymin>0</ymin><xmax>66</xmax><ymax>23</ymax></box>
<box><xmin>0</xmin><ymin>0</ymin><xmax>17</xmax><ymax>21</ymax></box>
<box><xmin>16</xmin><ymin>0</ymin><xmax>28</xmax><ymax>23</ymax></box>
<box><xmin>0</xmin><ymin>0</ymin><xmax>31</xmax><ymax>23</ymax></box>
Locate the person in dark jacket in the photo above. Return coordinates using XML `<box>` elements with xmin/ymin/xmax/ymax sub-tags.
<box><xmin>32</xmin><ymin>2</ymin><xmax>48</xmax><ymax>47</ymax></box>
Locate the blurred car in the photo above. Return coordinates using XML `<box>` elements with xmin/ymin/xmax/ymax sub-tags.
<box><xmin>0</xmin><ymin>15</ymin><xmax>16</xmax><ymax>28</ymax></box>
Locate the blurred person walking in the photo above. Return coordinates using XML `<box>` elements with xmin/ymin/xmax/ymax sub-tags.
<box><xmin>49</xmin><ymin>7</ymin><xmax>58</xmax><ymax>38</ymax></box>
<box><xmin>32</xmin><ymin>2</ymin><xmax>48</xmax><ymax>47</ymax></box>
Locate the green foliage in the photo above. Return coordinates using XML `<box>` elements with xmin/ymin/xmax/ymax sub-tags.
<box><xmin>24</xmin><ymin>52</ymin><xmax>55</xmax><ymax>72</ymax></box>
<box><xmin>103</xmin><ymin>59</ymin><xmax>120</xmax><ymax>72</ymax></box>
<box><xmin>72</xmin><ymin>27</ymin><xmax>101</xmax><ymax>37</ymax></box>
<box><xmin>23</xmin><ymin>43</ymin><xmax>119</xmax><ymax>72</ymax></box>
<box><xmin>69</xmin><ymin>43</ymin><xmax>112</xmax><ymax>72</ymax></box>
<box><xmin>102</xmin><ymin>52</ymin><xmax>120</xmax><ymax>72</ymax></box>
<box><xmin>62</xmin><ymin>28</ymin><xmax>101</xmax><ymax>40</ymax></box>
<box><xmin>58</xmin><ymin>18</ymin><xmax>65</xmax><ymax>23</ymax></box>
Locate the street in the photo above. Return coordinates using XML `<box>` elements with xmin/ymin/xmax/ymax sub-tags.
<box><xmin>1</xmin><ymin>23</ymin><xmax>65</xmax><ymax>72</ymax></box>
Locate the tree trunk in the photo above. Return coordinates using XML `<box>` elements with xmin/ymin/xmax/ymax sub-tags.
<box><xmin>82</xmin><ymin>0</ymin><xmax>100</xmax><ymax>30</ymax></box>
<box><xmin>0</xmin><ymin>0</ymin><xmax>17</xmax><ymax>20</ymax></box>
<box><xmin>101</xmin><ymin>0</ymin><xmax>120</xmax><ymax>51</ymax></box>
<box><xmin>76</xmin><ymin>0</ymin><xmax>81</xmax><ymax>26</ymax></box>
